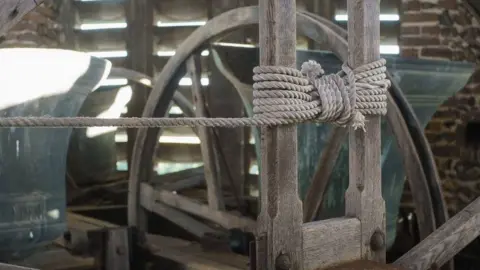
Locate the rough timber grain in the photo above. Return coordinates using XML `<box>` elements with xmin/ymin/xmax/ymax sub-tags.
<box><xmin>344</xmin><ymin>0</ymin><xmax>386</xmax><ymax>262</ymax></box>
<box><xmin>255</xmin><ymin>0</ymin><xmax>303</xmax><ymax>269</ymax></box>
<box><xmin>394</xmin><ymin>196</ymin><xmax>480</xmax><ymax>270</ymax></box>
<box><xmin>302</xmin><ymin>218</ymin><xmax>361</xmax><ymax>270</ymax></box>
<box><xmin>187</xmin><ymin>54</ymin><xmax>225</xmax><ymax>211</ymax></box>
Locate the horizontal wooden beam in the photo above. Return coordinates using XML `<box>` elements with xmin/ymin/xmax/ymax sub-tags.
<box><xmin>302</xmin><ymin>218</ymin><xmax>361</xmax><ymax>270</ymax></box>
<box><xmin>393</xmin><ymin>196</ymin><xmax>480</xmax><ymax>270</ymax></box>
<box><xmin>146</xmin><ymin>234</ymin><xmax>248</xmax><ymax>270</ymax></box>
<box><xmin>140</xmin><ymin>183</ymin><xmax>256</xmax><ymax>232</ymax></box>
<box><xmin>75</xmin><ymin>0</ymin><xmax>208</xmax><ymax>25</ymax></box>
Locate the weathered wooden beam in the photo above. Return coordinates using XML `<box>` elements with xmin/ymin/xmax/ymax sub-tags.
<box><xmin>256</xmin><ymin>0</ymin><xmax>303</xmax><ymax>269</ymax></box>
<box><xmin>124</xmin><ymin>0</ymin><xmax>154</xmax><ymax>175</ymax></box>
<box><xmin>140</xmin><ymin>183</ymin><xmax>256</xmax><ymax>232</ymax></box>
<box><xmin>393</xmin><ymin>196</ymin><xmax>480</xmax><ymax>270</ymax></box>
<box><xmin>187</xmin><ymin>54</ymin><xmax>225</xmax><ymax>211</ymax></box>
<box><xmin>302</xmin><ymin>218</ymin><xmax>361</xmax><ymax>270</ymax></box>
<box><xmin>344</xmin><ymin>0</ymin><xmax>386</xmax><ymax>263</ymax></box>
<box><xmin>147</xmin><ymin>234</ymin><xmax>248</xmax><ymax>270</ymax></box>
<box><xmin>0</xmin><ymin>0</ymin><xmax>43</xmax><ymax>37</ymax></box>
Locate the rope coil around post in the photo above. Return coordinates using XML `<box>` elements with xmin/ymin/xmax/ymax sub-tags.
<box><xmin>0</xmin><ymin>60</ymin><xmax>390</xmax><ymax>129</ymax></box>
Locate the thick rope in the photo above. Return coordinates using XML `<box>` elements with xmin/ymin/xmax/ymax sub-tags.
<box><xmin>0</xmin><ymin>60</ymin><xmax>390</xmax><ymax>130</ymax></box>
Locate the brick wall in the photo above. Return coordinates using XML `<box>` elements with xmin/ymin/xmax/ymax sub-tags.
<box><xmin>400</xmin><ymin>0</ymin><xmax>480</xmax><ymax>62</ymax></box>
<box><xmin>0</xmin><ymin>0</ymin><xmax>63</xmax><ymax>48</ymax></box>
<box><xmin>401</xmin><ymin>0</ymin><xmax>480</xmax><ymax>213</ymax></box>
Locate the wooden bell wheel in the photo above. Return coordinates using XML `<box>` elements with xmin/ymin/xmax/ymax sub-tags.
<box><xmin>126</xmin><ymin>6</ymin><xmax>451</xmax><ymax>269</ymax></box>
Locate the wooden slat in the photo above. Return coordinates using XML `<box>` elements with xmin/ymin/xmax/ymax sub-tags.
<box><xmin>344</xmin><ymin>0</ymin><xmax>385</xmax><ymax>262</ymax></box>
<box><xmin>154</xmin><ymin>0</ymin><xmax>207</xmax><ymax>23</ymax></box>
<box><xmin>147</xmin><ymin>234</ymin><xmax>248</xmax><ymax>270</ymax></box>
<box><xmin>63</xmin><ymin>212</ymin><xmax>238</xmax><ymax>269</ymax></box>
<box><xmin>154</xmin><ymin>26</ymin><xmax>198</xmax><ymax>52</ymax></box>
<box><xmin>76</xmin><ymin>29</ymin><xmax>126</xmax><ymax>51</ymax></box>
<box><xmin>334</xmin><ymin>0</ymin><xmax>399</xmax><ymax>14</ymax></box>
<box><xmin>140</xmin><ymin>183</ymin><xmax>256</xmax><ymax>232</ymax></box>
<box><xmin>302</xmin><ymin>218</ymin><xmax>361</xmax><ymax>270</ymax></box>
<box><xmin>75</xmin><ymin>1</ymin><xmax>125</xmax><ymax>24</ymax></box>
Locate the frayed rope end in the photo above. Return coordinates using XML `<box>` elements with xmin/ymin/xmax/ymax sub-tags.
<box><xmin>301</xmin><ymin>60</ymin><xmax>324</xmax><ymax>79</ymax></box>
<box><xmin>351</xmin><ymin>112</ymin><xmax>366</xmax><ymax>132</ymax></box>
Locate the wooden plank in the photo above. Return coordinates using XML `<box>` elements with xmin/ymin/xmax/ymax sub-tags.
<box><xmin>0</xmin><ymin>0</ymin><xmax>44</xmax><ymax>37</ymax></box>
<box><xmin>344</xmin><ymin>0</ymin><xmax>386</xmax><ymax>263</ymax></box>
<box><xmin>187</xmin><ymin>54</ymin><xmax>225</xmax><ymax>211</ymax></box>
<box><xmin>146</xmin><ymin>234</ymin><xmax>248</xmax><ymax>270</ymax></box>
<box><xmin>154</xmin><ymin>0</ymin><xmax>207</xmax><ymax>23</ymax></box>
<box><xmin>140</xmin><ymin>183</ymin><xmax>256</xmax><ymax>232</ymax></box>
<box><xmin>393</xmin><ymin>196</ymin><xmax>480</xmax><ymax>270</ymax></box>
<box><xmin>302</xmin><ymin>218</ymin><xmax>361</xmax><ymax>270</ymax></box>
<box><xmin>256</xmin><ymin>0</ymin><xmax>303</xmax><ymax>269</ymax></box>
<box><xmin>335</xmin><ymin>0</ymin><xmax>399</xmax><ymax>14</ymax></box>
<box><xmin>140</xmin><ymin>186</ymin><xmax>218</xmax><ymax>239</ymax></box>
<box><xmin>75</xmin><ymin>1</ymin><xmax>125</xmax><ymax>24</ymax></box>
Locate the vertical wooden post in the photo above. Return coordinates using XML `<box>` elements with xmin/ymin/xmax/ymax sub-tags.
<box><xmin>256</xmin><ymin>0</ymin><xmax>303</xmax><ymax>269</ymax></box>
<box><xmin>345</xmin><ymin>0</ymin><xmax>386</xmax><ymax>263</ymax></box>
<box><xmin>125</xmin><ymin>0</ymin><xmax>154</xmax><ymax>174</ymax></box>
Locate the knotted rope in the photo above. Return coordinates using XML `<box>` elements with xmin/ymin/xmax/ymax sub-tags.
<box><xmin>0</xmin><ymin>59</ymin><xmax>390</xmax><ymax>130</ymax></box>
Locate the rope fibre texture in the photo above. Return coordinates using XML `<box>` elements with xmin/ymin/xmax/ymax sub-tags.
<box><xmin>0</xmin><ymin>59</ymin><xmax>390</xmax><ymax>130</ymax></box>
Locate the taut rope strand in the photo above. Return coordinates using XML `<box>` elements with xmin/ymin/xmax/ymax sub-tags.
<box><xmin>0</xmin><ymin>60</ymin><xmax>389</xmax><ymax>130</ymax></box>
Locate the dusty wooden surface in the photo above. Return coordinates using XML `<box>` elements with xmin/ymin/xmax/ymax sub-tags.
<box><xmin>256</xmin><ymin>0</ymin><xmax>303</xmax><ymax>269</ymax></box>
<box><xmin>0</xmin><ymin>0</ymin><xmax>43</xmax><ymax>37</ymax></box>
<box><xmin>140</xmin><ymin>183</ymin><xmax>255</xmax><ymax>231</ymax></box>
<box><xmin>302</xmin><ymin>218</ymin><xmax>361</xmax><ymax>270</ymax></box>
<box><xmin>344</xmin><ymin>0</ymin><xmax>386</xmax><ymax>262</ymax></box>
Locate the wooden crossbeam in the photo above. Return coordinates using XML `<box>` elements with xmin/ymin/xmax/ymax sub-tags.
<box><xmin>394</xmin><ymin>196</ymin><xmax>480</xmax><ymax>270</ymax></box>
<box><xmin>140</xmin><ymin>183</ymin><xmax>256</xmax><ymax>232</ymax></box>
<box><xmin>0</xmin><ymin>0</ymin><xmax>44</xmax><ymax>37</ymax></box>
<box><xmin>302</xmin><ymin>218</ymin><xmax>361</xmax><ymax>270</ymax></box>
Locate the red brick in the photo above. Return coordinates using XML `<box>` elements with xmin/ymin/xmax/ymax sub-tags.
<box><xmin>401</xmin><ymin>26</ymin><xmax>420</xmax><ymax>35</ymax></box>
<box><xmin>403</xmin><ymin>12</ymin><xmax>440</xmax><ymax>23</ymax></box>
<box><xmin>421</xmin><ymin>47</ymin><xmax>453</xmax><ymax>59</ymax></box>
<box><xmin>400</xmin><ymin>36</ymin><xmax>441</xmax><ymax>46</ymax></box>
<box><xmin>422</xmin><ymin>25</ymin><xmax>441</xmax><ymax>35</ymax></box>
<box><xmin>439</xmin><ymin>0</ymin><xmax>457</xmax><ymax>9</ymax></box>
<box><xmin>400</xmin><ymin>48</ymin><xmax>419</xmax><ymax>58</ymax></box>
